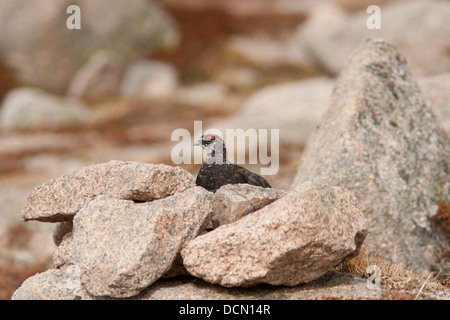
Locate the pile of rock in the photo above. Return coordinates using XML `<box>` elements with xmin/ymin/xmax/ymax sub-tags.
<box><xmin>12</xmin><ymin>160</ymin><xmax>366</xmax><ymax>299</ymax></box>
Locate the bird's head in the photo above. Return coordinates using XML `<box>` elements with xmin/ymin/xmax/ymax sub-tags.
<box><xmin>193</xmin><ymin>134</ymin><xmax>228</xmax><ymax>164</ymax></box>
<box><xmin>193</xmin><ymin>134</ymin><xmax>224</xmax><ymax>148</ymax></box>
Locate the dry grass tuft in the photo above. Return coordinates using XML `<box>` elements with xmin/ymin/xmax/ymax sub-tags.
<box><xmin>430</xmin><ymin>202</ymin><xmax>450</xmax><ymax>288</ymax></box>
<box><xmin>336</xmin><ymin>243</ymin><xmax>447</xmax><ymax>299</ymax></box>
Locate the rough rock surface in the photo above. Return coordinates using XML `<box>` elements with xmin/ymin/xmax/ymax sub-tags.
<box><xmin>164</xmin><ymin>184</ymin><xmax>286</xmax><ymax>277</ymax></box>
<box><xmin>212</xmin><ymin>184</ymin><xmax>286</xmax><ymax>227</ymax></box>
<box><xmin>138</xmin><ymin>272</ymin><xmax>382</xmax><ymax>300</ymax></box>
<box><xmin>53</xmin><ymin>187</ymin><xmax>212</xmax><ymax>298</ymax></box>
<box><xmin>11</xmin><ymin>268</ymin><xmax>88</xmax><ymax>300</ymax></box>
<box><xmin>182</xmin><ymin>182</ymin><xmax>367</xmax><ymax>287</ymax></box>
<box><xmin>21</xmin><ymin>160</ymin><xmax>195</xmax><ymax>222</ymax></box>
<box><xmin>293</xmin><ymin>38</ymin><xmax>450</xmax><ymax>269</ymax></box>
<box><xmin>0</xmin><ymin>0</ymin><xmax>178</xmax><ymax>93</ymax></box>
<box><xmin>12</xmin><ymin>271</ymin><xmax>384</xmax><ymax>300</ymax></box>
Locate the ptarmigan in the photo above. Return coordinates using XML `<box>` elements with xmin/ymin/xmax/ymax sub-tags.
<box><xmin>193</xmin><ymin>134</ymin><xmax>271</xmax><ymax>192</ymax></box>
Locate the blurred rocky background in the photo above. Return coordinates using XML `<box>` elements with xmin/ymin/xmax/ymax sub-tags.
<box><xmin>0</xmin><ymin>0</ymin><xmax>449</xmax><ymax>299</ymax></box>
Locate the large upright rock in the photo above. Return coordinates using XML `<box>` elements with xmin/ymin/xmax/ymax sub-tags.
<box><xmin>0</xmin><ymin>0</ymin><xmax>178</xmax><ymax>93</ymax></box>
<box><xmin>22</xmin><ymin>160</ymin><xmax>195</xmax><ymax>222</ymax></box>
<box><xmin>53</xmin><ymin>187</ymin><xmax>212</xmax><ymax>298</ymax></box>
<box><xmin>294</xmin><ymin>38</ymin><xmax>450</xmax><ymax>269</ymax></box>
<box><xmin>182</xmin><ymin>183</ymin><xmax>367</xmax><ymax>287</ymax></box>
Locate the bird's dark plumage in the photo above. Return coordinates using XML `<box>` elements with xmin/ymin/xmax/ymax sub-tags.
<box><xmin>194</xmin><ymin>134</ymin><xmax>271</xmax><ymax>192</ymax></box>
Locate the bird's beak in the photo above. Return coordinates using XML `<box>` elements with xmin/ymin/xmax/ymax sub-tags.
<box><xmin>193</xmin><ymin>138</ymin><xmax>202</xmax><ymax>147</ymax></box>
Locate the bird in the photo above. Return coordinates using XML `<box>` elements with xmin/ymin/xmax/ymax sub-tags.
<box><xmin>193</xmin><ymin>134</ymin><xmax>271</xmax><ymax>192</ymax></box>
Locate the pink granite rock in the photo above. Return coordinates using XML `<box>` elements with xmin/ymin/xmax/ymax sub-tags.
<box><xmin>21</xmin><ymin>160</ymin><xmax>195</xmax><ymax>222</ymax></box>
<box><xmin>182</xmin><ymin>182</ymin><xmax>367</xmax><ymax>287</ymax></box>
<box><xmin>53</xmin><ymin>187</ymin><xmax>212</xmax><ymax>298</ymax></box>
